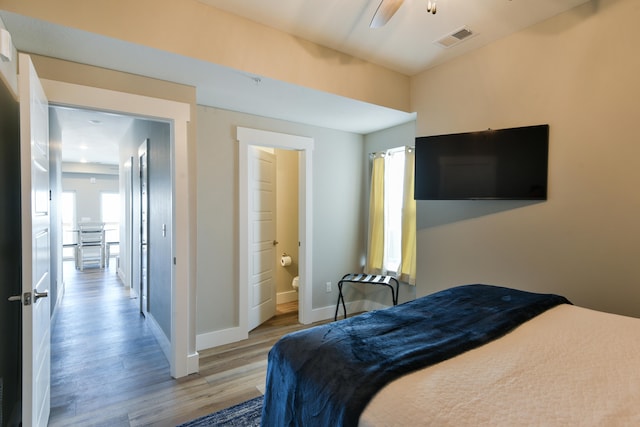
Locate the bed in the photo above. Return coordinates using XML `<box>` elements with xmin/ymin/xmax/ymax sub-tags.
<box><xmin>261</xmin><ymin>284</ymin><xmax>640</xmax><ymax>426</ymax></box>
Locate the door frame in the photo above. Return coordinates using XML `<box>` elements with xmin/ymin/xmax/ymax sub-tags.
<box><xmin>238</xmin><ymin>127</ymin><xmax>314</xmax><ymax>330</ymax></box>
<box><xmin>42</xmin><ymin>79</ymin><xmax>197</xmax><ymax>378</ymax></box>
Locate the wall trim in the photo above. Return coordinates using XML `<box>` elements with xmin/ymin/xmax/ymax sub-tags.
<box><xmin>146</xmin><ymin>312</ymin><xmax>171</xmax><ymax>362</ymax></box>
<box><xmin>197</xmin><ymin>326</ymin><xmax>248</xmax><ymax>351</ymax></box>
<box><xmin>310</xmin><ymin>300</ymin><xmax>390</xmax><ymax>323</ymax></box>
<box><xmin>277</xmin><ymin>290</ymin><xmax>299</xmax><ymax>304</ymax></box>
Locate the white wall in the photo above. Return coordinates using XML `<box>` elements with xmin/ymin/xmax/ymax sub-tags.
<box><xmin>196</xmin><ymin>106</ymin><xmax>365</xmax><ymax>336</ymax></box>
<box><xmin>411</xmin><ymin>0</ymin><xmax>640</xmax><ymax>317</ymax></box>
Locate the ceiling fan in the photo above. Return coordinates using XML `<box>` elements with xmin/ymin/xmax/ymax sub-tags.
<box><xmin>369</xmin><ymin>0</ymin><xmax>437</xmax><ymax>28</ymax></box>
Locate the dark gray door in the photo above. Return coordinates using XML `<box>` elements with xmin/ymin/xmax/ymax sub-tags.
<box><xmin>139</xmin><ymin>140</ymin><xmax>149</xmax><ymax>316</ymax></box>
<box><xmin>0</xmin><ymin>74</ymin><xmax>22</xmax><ymax>426</ymax></box>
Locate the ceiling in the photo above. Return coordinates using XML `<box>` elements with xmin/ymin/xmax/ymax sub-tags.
<box><xmin>198</xmin><ymin>0</ymin><xmax>590</xmax><ymax>76</ymax></box>
<box><xmin>1</xmin><ymin>0</ymin><xmax>589</xmax><ymax>165</ymax></box>
<box><xmin>51</xmin><ymin>106</ymin><xmax>134</xmax><ymax>166</ymax></box>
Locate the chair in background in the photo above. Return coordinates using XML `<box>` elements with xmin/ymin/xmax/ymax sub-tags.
<box><xmin>77</xmin><ymin>222</ymin><xmax>106</xmax><ymax>271</ymax></box>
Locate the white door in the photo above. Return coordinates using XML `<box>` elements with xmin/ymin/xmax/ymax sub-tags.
<box><xmin>248</xmin><ymin>147</ymin><xmax>277</xmax><ymax>330</ymax></box>
<box><xmin>19</xmin><ymin>53</ymin><xmax>51</xmax><ymax>427</ymax></box>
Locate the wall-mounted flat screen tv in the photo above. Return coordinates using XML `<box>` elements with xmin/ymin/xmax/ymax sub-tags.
<box><xmin>415</xmin><ymin>124</ymin><xmax>549</xmax><ymax>200</ymax></box>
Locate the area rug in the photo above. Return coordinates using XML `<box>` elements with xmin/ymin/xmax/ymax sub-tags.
<box><xmin>178</xmin><ymin>395</ymin><xmax>263</xmax><ymax>427</ymax></box>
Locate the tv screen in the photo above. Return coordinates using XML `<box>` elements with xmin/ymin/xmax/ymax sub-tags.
<box><xmin>415</xmin><ymin>124</ymin><xmax>549</xmax><ymax>200</ymax></box>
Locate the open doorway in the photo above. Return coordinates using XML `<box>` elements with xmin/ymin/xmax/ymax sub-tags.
<box><xmin>53</xmin><ymin>106</ymin><xmax>161</xmax><ymax>294</ymax></box>
<box><xmin>243</xmin><ymin>145</ymin><xmax>301</xmax><ymax>330</ymax></box>
<box><xmin>238</xmin><ymin>127</ymin><xmax>314</xmax><ymax>333</ymax></box>
<box><xmin>53</xmin><ymin>106</ymin><xmax>131</xmax><ymax>282</ymax></box>
<box><xmin>274</xmin><ymin>148</ymin><xmax>300</xmax><ymax>317</ymax></box>
<box><xmin>51</xmin><ymin>105</ymin><xmax>175</xmax><ymax>417</ymax></box>
<box><xmin>54</xmin><ymin>104</ymin><xmax>174</xmax><ymax>318</ymax></box>
<box><xmin>43</xmin><ymin>78</ymin><xmax>196</xmax><ymax>378</ymax></box>
<box><xmin>53</xmin><ymin>105</ymin><xmax>182</xmax><ymax>343</ymax></box>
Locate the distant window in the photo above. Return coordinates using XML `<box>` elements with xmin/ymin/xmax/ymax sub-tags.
<box><xmin>382</xmin><ymin>148</ymin><xmax>406</xmax><ymax>273</ymax></box>
<box><xmin>101</xmin><ymin>192</ymin><xmax>120</xmax><ymax>243</ymax></box>
<box><xmin>62</xmin><ymin>191</ymin><xmax>76</xmax><ymax>259</ymax></box>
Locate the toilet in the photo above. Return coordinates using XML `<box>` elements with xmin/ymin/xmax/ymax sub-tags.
<box><xmin>292</xmin><ymin>276</ymin><xmax>299</xmax><ymax>291</ymax></box>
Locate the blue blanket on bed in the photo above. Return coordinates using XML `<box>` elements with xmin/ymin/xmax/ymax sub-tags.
<box><xmin>261</xmin><ymin>284</ymin><xmax>570</xmax><ymax>427</ymax></box>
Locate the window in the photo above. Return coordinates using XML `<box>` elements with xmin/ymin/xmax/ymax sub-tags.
<box><xmin>61</xmin><ymin>191</ymin><xmax>77</xmax><ymax>260</ymax></box>
<box><xmin>100</xmin><ymin>192</ymin><xmax>120</xmax><ymax>244</ymax></box>
<box><xmin>382</xmin><ymin>148</ymin><xmax>406</xmax><ymax>273</ymax></box>
<box><xmin>365</xmin><ymin>146</ymin><xmax>416</xmax><ymax>284</ymax></box>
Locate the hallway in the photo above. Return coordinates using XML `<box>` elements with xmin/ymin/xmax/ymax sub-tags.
<box><xmin>49</xmin><ymin>262</ymin><xmax>170</xmax><ymax>425</ymax></box>
<box><xmin>48</xmin><ymin>261</ymin><xmax>306</xmax><ymax>426</ymax></box>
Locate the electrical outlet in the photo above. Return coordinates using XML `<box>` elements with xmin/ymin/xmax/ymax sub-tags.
<box><xmin>325</xmin><ymin>281</ymin><xmax>332</xmax><ymax>293</ymax></box>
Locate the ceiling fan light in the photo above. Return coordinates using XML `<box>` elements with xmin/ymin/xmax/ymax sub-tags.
<box><xmin>427</xmin><ymin>0</ymin><xmax>437</xmax><ymax>14</ymax></box>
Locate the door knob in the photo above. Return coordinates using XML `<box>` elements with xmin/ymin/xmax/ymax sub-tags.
<box><xmin>273</xmin><ymin>240</ymin><xmax>279</xmax><ymax>246</ymax></box>
<box><xmin>7</xmin><ymin>290</ymin><xmax>47</xmax><ymax>305</ymax></box>
<box><xmin>8</xmin><ymin>292</ymin><xmax>30</xmax><ymax>305</ymax></box>
<box><xmin>34</xmin><ymin>289</ymin><xmax>48</xmax><ymax>303</ymax></box>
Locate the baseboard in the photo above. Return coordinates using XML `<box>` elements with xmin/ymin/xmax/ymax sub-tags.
<box><xmin>196</xmin><ymin>325</ymin><xmax>248</xmax><ymax>351</ymax></box>
<box><xmin>195</xmin><ymin>300</ymin><xmax>391</xmax><ymax>351</ymax></box>
<box><xmin>277</xmin><ymin>290</ymin><xmax>298</xmax><ymax>304</ymax></box>
<box><xmin>117</xmin><ymin>267</ymin><xmax>126</xmax><ymax>287</ymax></box>
<box><xmin>309</xmin><ymin>299</ymin><xmax>389</xmax><ymax>323</ymax></box>
<box><xmin>146</xmin><ymin>313</ymin><xmax>171</xmax><ymax>363</ymax></box>
<box><xmin>187</xmin><ymin>352</ymin><xmax>199</xmax><ymax>375</ymax></box>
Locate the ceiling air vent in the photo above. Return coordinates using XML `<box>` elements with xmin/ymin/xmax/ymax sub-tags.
<box><xmin>435</xmin><ymin>26</ymin><xmax>475</xmax><ymax>48</ymax></box>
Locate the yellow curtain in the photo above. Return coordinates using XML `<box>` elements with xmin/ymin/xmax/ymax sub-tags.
<box><xmin>399</xmin><ymin>147</ymin><xmax>416</xmax><ymax>285</ymax></box>
<box><xmin>364</xmin><ymin>153</ymin><xmax>385</xmax><ymax>275</ymax></box>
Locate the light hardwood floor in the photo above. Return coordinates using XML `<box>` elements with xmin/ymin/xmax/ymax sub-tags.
<box><xmin>49</xmin><ymin>262</ymin><xmax>316</xmax><ymax>426</ymax></box>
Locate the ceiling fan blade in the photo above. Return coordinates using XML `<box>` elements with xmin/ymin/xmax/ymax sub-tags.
<box><xmin>370</xmin><ymin>0</ymin><xmax>405</xmax><ymax>28</ymax></box>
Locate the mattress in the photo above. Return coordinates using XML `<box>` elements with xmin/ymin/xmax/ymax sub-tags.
<box><xmin>360</xmin><ymin>304</ymin><xmax>640</xmax><ymax>426</ymax></box>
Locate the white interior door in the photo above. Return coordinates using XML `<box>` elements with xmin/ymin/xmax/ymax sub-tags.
<box><xmin>248</xmin><ymin>147</ymin><xmax>277</xmax><ymax>330</ymax></box>
<box><xmin>19</xmin><ymin>53</ymin><xmax>51</xmax><ymax>427</ymax></box>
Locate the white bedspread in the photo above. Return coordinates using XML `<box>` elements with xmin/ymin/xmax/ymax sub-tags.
<box><xmin>360</xmin><ymin>304</ymin><xmax>640</xmax><ymax>426</ymax></box>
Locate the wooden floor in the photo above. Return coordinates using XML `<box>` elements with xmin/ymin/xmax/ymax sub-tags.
<box><xmin>49</xmin><ymin>262</ymin><xmax>311</xmax><ymax>426</ymax></box>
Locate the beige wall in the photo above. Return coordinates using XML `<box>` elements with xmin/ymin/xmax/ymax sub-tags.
<box><xmin>275</xmin><ymin>148</ymin><xmax>299</xmax><ymax>295</ymax></box>
<box><xmin>411</xmin><ymin>0</ymin><xmax>640</xmax><ymax>317</ymax></box>
<box><xmin>1</xmin><ymin>0</ymin><xmax>410</xmax><ymax>112</ymax></box>
<box><xmin>28</xmin><ymin>54</ymin><xmax>196</xmax><ymax>105</ymax></box>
